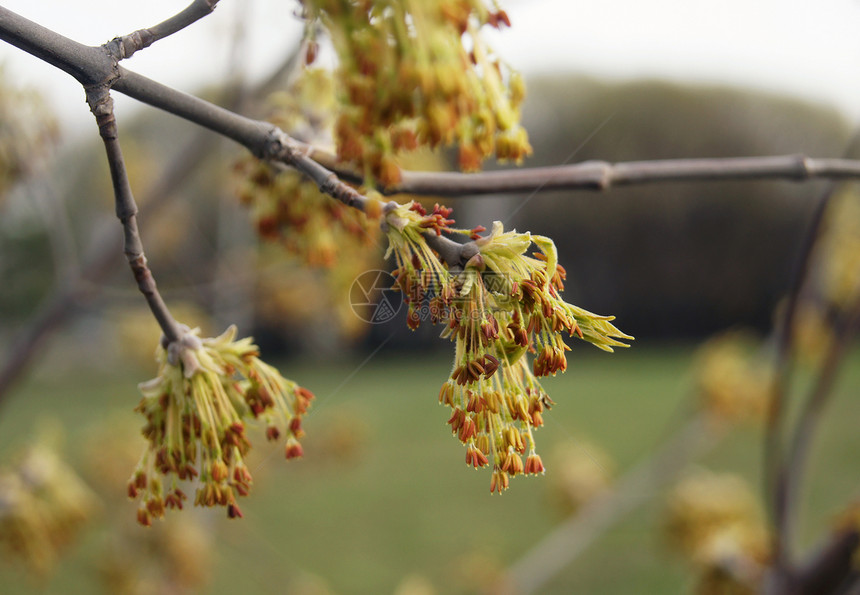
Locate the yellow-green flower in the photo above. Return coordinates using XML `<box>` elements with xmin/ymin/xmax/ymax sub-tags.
<box><xmin>694</xmin><ymin>330</ymin><xmax>770</xmax><ymax>423</ymax></box>
<box><xmin>664</xmin><ymin>470</ymin><xmax>769</xmax><ymax>566</ymax></box>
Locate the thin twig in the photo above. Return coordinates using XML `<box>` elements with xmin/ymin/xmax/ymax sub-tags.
<box><xmin>87</xmin><ymin>87</ymin><xmax>182</xmax><ymax>344</ymax></box>
<box><xmin>102</xmin><ymin>0</ymin><xmax>219</xmax><ymax>61</ymax></box>
<box><xmin>266</xmin><ymin>136</ymin><xmax>472</xmax><ymax>263</ymax></box>
<box><xmin>265</xmin><ymin>129</ymin><xmax>372</xmax><ymax>212</ymax></box>
<box><xmin>0</xmin><ymin>134</ymin><xmax>210</xmax><ymax>400</ymax></box>
<box><xmin>0</xmin><ymin>43</ymin><xmax>302</xmax><ymax>404</ymax></box>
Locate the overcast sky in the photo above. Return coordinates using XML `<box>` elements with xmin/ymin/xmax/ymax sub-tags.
<box><xmin>2</xmin><ymin>0</ymin><xmax>860</xmax><ymax>136</ymax></box>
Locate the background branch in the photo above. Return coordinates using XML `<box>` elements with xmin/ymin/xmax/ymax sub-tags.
<box><xmin>766</xmin><ymin>132</ymin><xmax>860</xmax><ymax>591</ymax></box>
<box><xmin>798</xmin><ymin>527</ymin><xmax>860</xmax><ymax>595</ymax></box>
<box><xmin>775</xmin><ymin>296</ymin><xmax>860</xmax><ymax>590</ymax></box>
<box><xmin>765</xmin><ymin>183</ymin><xmax>838</xmax><ymax>590</ymax></box>
<box><xmin>501</xmin><ymin>414</ymin><xmax>723</xmax><ymax>595</ymax></box>
<box><xmin>1</xmin><ymin>4</ymin><xmax>859</xmax><ymax>593</ymax></box>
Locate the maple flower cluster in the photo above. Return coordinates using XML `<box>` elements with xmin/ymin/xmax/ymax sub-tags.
<box><xmin>383</xmin><ymin>202</ymin><xmax>631</xmax><ymax>492</ymax></box>
<box><xmin>300</xmin><ymin>0</ymin><xmax>531</xmax><ymax>185</ymax></box>
<box><xmin>129</xmin><ymin>326</ymin><xmax>313</xmax><ymax>525</ymax></box>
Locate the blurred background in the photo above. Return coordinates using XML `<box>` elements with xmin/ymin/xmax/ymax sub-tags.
<box><xmin>1</xmin><ymin>1</ymin><xmax>859</xmax><ymax>593</ymax></box>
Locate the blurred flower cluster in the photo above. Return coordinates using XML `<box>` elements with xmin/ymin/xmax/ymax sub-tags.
<box><xmin>664</xmin><ymin>470</ymin><xmax>769</xmax><ymax>594</ymax></box>
<box><xmin>299</xmin><ymin>0</ymin><xmax>530</xmax><ymax>184</ymax></box>
<box><xmin>545</xmin><ymin>439</ymin><xmax>614</xmax><ymax>516</ymax></box>
<box><xmin>818</xmin><ymin>187</ymin><xmax>860</xmax><ymax>313</ymax></box>
<box><xmin>234</xmin><ymin>70</ymin><xmax>384</xmax><ymax>337</ymax></box>
<box><xmin>0</xmin><ymin>439</ymin><xmax>98</xmax><ymax>576</ymax></box>
<box><xmin>785</xmin><ymin>186</ymin><xmax>860</xmax><ymax>366</ymax></box>
<box><xmin>384</xmin><ymin>203</ymin><xmax>631</xmax><ymax>492</ymax></box>
<box><xmin>83</xmin><ymin>415</ymin><xmax>215</xmax><ymax>594</ymax></box>
<box><xmin>693</xmin><ymin>330</ymin><xmax>770</xmax><ymax>424</ymax></box>
<box><xmin>234</xmin><ymin>70</ymin><xmax>379</xmax><ymax>267</ymax></box>
<box><xmin>130</xmin><ymin>326</ymin><xmax>313</xmax><ymax>525</ymax></box>
<box><xmin>100</xmin><ymin>516</ymin><xmax>212</xmax><ymax>595</ymax></box>
<box><xmin>0</xmin><ymin>69</ymin><xmax>58</xmax><ymax>202</ymax></box>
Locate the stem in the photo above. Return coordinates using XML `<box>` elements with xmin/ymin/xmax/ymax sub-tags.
<box><xmin>264</xmin><ymin>131</ymin><xmax>371</xmax><ymax>211</ymax></box>
<box><xmin>424</xmin><ymin>232</ymin><xmax>472</xmax><ymax>269</ymax></box>
<box><xmin>113</xmin><ymin>68</ymin><xmax>275</xmax><ymax>150</ymax></box>
<box><xmin>88</xmin><ymin>88</ymin><xmax>182</xmax><ymax>344</ymax></box>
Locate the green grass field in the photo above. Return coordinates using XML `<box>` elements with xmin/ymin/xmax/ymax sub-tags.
<box><xmin>1</xmin><ymin>343</ymin><xmax>857</xmax><ymax>594</ymax></box>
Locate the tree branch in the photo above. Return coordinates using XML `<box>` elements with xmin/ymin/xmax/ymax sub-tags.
<box><xmin>102</xmin><ymin>0</ymin><xmax>220</xmax><ymax>62</ymax></box>
<box><xmin>6</xmin><ymin>6</ymin><xmax>860</xmax><ymax>205</ymax></box>
<box><xmin>315</xmin><ymin>153</ymin><xmax>860</xmax><ymax>196</ymax></box>
<box><xmin>0</xmin><ymin>6</ymin><xmax>112</xmax><ymax>86</ymax></box>
<box><xmin>774</xmin><ymin>296</ymin><xmax>860</xmax><ymax>586</ymax></box>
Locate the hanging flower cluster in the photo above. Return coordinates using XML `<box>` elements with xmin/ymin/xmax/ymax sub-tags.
<box><xmin>234</xmin><ymin>70</ymin><xmax>379</xmax><ymax>268</ymax></box>
<box><xmin>130</xmin><ymin>326</ymin><xmax>313</xmax><ymax>525</ymax></box>
<box><xmin>383</xmin><ymin>203</ymin><xmax>631</xmax><ymax>492</ymax></box>
<box><xmin>383</xmin><ymin>200</ymin><xmax>462</xmax><ymax>330</ymax></box>
<box><xmin>300</xmin><ymin>0</ymin><xmax>531</xmax><ymax>185</ymax></box>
